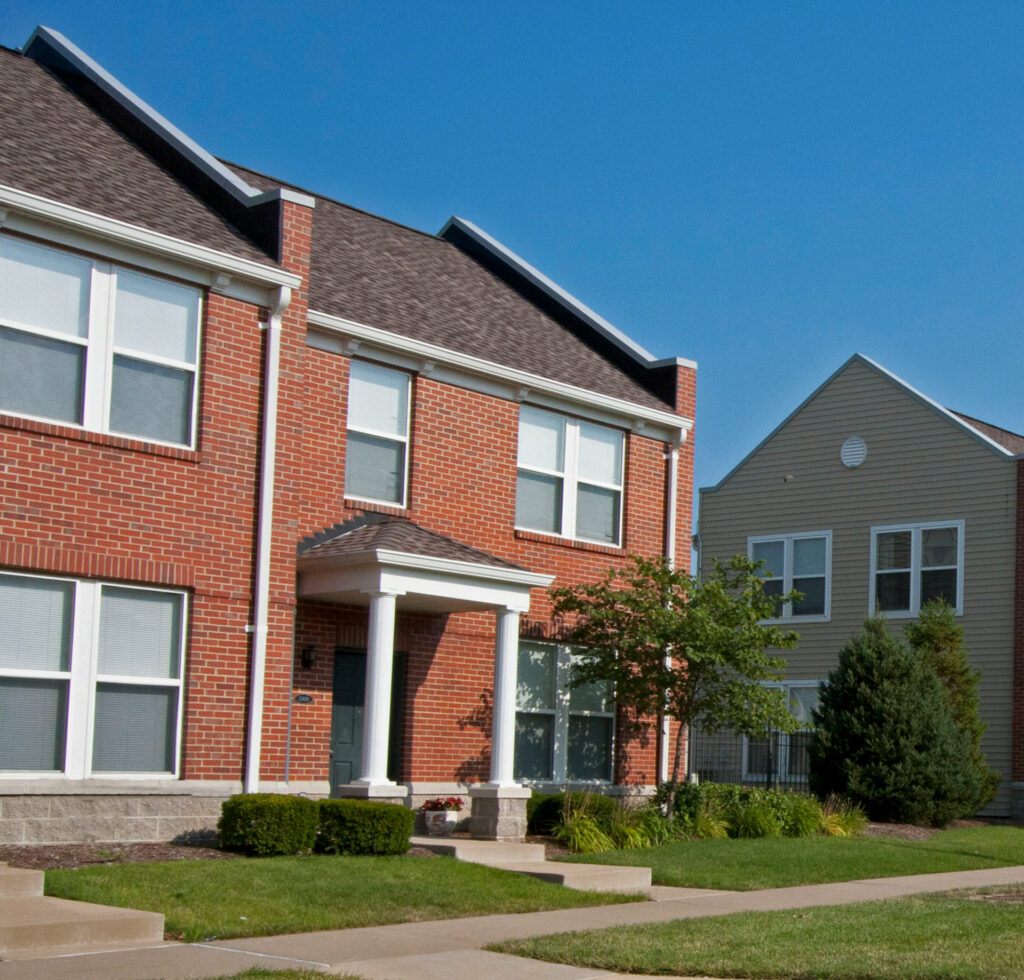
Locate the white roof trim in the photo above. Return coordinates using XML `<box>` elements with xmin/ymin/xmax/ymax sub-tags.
<box><xmin>702</xmin><ymin>352</ymin><xmax>1015</xmax><ymax>494</ymax></box>
<box><xmin>439</xmin><ymin>216</ymin><xmax>696</xmax><ymax>371</ymax></box>
<box><xmin>298</xmin><ymin>545</ymin><xmax>554</xmax><ymax>588</ymax></box>
<box><xmin>307</xmin><ymin>309</ymin><xmax>692</xmax><ymax>437</ymax></box>
<box><xmin>0</xmin><ymin>184</ymin><xmax>300</xmax><ymax>290</ymax></box>
<box><xmin>22</xmin><ymin>27</ymin><xmax>315</xmax><ymax>211</ymax></box>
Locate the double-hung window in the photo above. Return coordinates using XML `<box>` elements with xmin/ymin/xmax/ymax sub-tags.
<box><xmin>749</xmin><ymin>531</ymin><xmax>831</xmax><ymax>620</ymax></box>
<box><xmin>0</xmin><ymin>234</ymin><xmax>201</xmax><ymax>447</ymax></box>
<box><xmin>0</xmin><ymin>572</ymin><xmax>187</xmax><ymax>777</ymax></box>
<box><xmin>742</xmin><ymin>681</ymin><xmax>819</xmax><ymax>783</ymax></box>
<box><xmin>514</xmin><ymin>641</ymin><xmax>615</xmax><ymax>783</ymax></box>
<box><xmin>515</xmin><ymin>406</ymin><xmax>624</xmax><ymax>546</ymax></box>
<box><xmin>870</xmin><ymin>520</ymin><xmax>964</xmax><ymax>616</ymax></box>
<box><xmin>345</xmin><ymin>360</ymin><xmax>411</xmax><ymax>506</ymax></box>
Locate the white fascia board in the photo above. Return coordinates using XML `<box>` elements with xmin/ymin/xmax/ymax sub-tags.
<box><xmin>22</xmin><ymin>28</ymin><xmax>315</xmax><ymax>212</ymax></box>
<box><xmin>0</xmin><ymin>184</ymin><xmax>301</xmax><ymax>302</ymax></box>
<box><xmin>440</xmin><ymin>216</ymin><xmax>664</xmax><ymax>367</ymax></box>
<box><xmin>854</xmin><ymin>353</ymin><xmax>1017</xmax><ymax>458</ymax></box>
<box><xmin>307</xmin><ymin>311</ymin><xmax>692</xmax><ymax>441</ymax></box>
<box><xmin>299</xmin><ymin>546</ymin><xmax>553</xmax><ymax>589</ymax></box>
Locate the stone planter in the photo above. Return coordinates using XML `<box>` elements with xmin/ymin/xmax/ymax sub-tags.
<box><xmin>424</xmin><ymin>810</ymin><xmax>459</xmax><ymax>836</ymax></box>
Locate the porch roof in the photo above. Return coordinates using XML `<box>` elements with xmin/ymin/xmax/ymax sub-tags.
<box><xmin>296</xmin><ymin>514</ymin><xmax>552</xmax><ymax>613</ymax></box>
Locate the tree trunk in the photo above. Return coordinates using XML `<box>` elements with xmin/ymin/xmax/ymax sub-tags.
<box><xmin>663</xmin><ymin>716</ymin><xmax>687</xmax><ymax>821</ymax></box>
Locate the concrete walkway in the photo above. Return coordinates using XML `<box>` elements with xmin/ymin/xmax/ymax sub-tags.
<box><xmin>2</xmin><ymin>862</ymin><xmax>1023</xmax><ymax>979</ymax></box>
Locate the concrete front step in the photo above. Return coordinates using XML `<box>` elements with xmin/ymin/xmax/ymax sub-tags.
<box><xmin>0</xmin><ymin>864</ymin><xmax>43</xmax><ymax>898</ymax></box>
<box><xmin>411</xmin><ymin>836</ymin><xmax>546</xmax><ymax>866</ymax></box>
<box><xmin>410</xmin><ymin>837</ymin><xmax>651</xmax><ymax>895</ymax></box>
<box><xmin>0</xmin><ymin>895</ymin><xmax>164</xmax><ymax>958</ymax></box>
<box><xmin>500</xmin><ymin>860</ymin><xmax>651</xmax><ymax>895</ymax></box>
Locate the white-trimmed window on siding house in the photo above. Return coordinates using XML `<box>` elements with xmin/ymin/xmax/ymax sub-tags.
<box><xmin>0</xmin><ymin>572</ymin><xmax>187</xmax><ymax>778</ymax></box>
<box><xmin>344</xmin><ymin>359</ymin><xmax>411</xmax><ymax>507</ymax></box>
<box><xmin>515</xmin><ymin>405</ymin><xmax>624</xmax><ymax>546</ymax></box>
<box><xmin>749</xmin><ymin>531</ymin><xmax>831</xmax><ymax>621</ymax></box>
<box><xmin>869</xmin><ymin>520</ymin><xmax>964</xmax><ymax>617</ymax></box>
<box><xmin>0</xmin><ymin>234</ymin><xmax>202</xmax><ymax>448</ymax></box>
<box><xmin>742</xmin><ymin>681</ymin><xmax>819</xmax><ymax>784</ymax></box>
<box><xmin>514</xmin><ymin>641</ymin><xmax>615</xmax><ymax>784</ymax></box>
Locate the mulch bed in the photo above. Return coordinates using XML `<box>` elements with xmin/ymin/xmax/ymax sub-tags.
<box><xmin>0</xmin><ymin>818</ymin><xmax>1003</xmax><ymax>871</ymax></box>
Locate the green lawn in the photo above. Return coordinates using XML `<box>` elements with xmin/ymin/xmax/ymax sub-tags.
<box><xmin>559</xmin><ymin>825</ymin><xmax>1024</xmax><ymax>889</ymax></box>
<box><xmin>492</xmin><ymin>886</ymin><xmax>1024</xmax><ymax>979</ymax></box>
<box><xmin>45</xmin><ymin>854</ymin><xmax>638</xmax><ymax>942</ymax></box>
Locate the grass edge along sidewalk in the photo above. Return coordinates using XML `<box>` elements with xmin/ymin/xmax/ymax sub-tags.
<box><xmin>43</xmin><ymin>853</ymin><xmax>639</xmax><ymax>942</ymax></box>
<box><xmin>491</xmin><ymin>884</ymin><xmax>1024</xmax><ymax>980</ymax></box>
<box><xmin>558</xmin><ymin>825</ymin><xmax>1024</xmax><ymax>889</ymax></box>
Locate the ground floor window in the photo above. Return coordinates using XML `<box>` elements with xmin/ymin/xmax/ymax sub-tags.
<box><xmin>513</xmin><ymin>641</ymin><xmax>614</xmax><ymax>783</ymax></box>
<box><xmin>742</xmin><ymin>681</ymin><xmax>820</xmax><ymax>783</ymax></box>
<box><xmin>0</xmin><ymin>572</ymin><xmax>187</xmax><ymax>777</ymax></box>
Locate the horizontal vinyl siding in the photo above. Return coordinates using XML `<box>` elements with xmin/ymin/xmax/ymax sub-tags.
<box><xmin>700</xmin><ymin>359</ymin><xmax>1018</xmax><ymax>813</ymax></box>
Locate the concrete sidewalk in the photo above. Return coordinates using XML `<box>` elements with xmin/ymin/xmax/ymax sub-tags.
<box><xmin>2</xmin><ymin>863</ymin><xmax>1023</xmax><ymax>979</ymax></box>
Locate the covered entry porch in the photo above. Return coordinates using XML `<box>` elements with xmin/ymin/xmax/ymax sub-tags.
<box><xmin>296</xmin><ymin>514</ymin><xmax>552</xmax><ymax>838</ymax></box>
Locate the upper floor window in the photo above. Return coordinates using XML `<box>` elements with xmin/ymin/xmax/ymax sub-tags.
<box><xmin>0</xmin><ymin>234</ymin><xmax>201</xmax><ymax>447</ymax></box>
<box><xmin>514</xmin><ymin>641</ymin><xmax>614</xmax><ymax>784</ymax></box>
<box><xmin>870</xmin><ymin>520</ymin><xmax>964</xmax><ymax>616</ymax></box>
<box><xmin>344</xmin><ymin>359</ymin><xmax>411</xmax><ymax>506</ymax></box>
<box><xmin>0</xmin><ymin>572</ymin><xmax>187</xmax><ymax>777</ymax></box>
<box><xmin>515</xmin><ymin>405</ymin><xmax>624</xmax><ymax>546</ymax></box>
<box><xmin>749</xmin><ymin>531</ymin><xmax>831</xmax><ymax>620</ymax></box>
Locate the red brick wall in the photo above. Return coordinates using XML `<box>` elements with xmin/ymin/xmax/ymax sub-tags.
<box><xmin>286</xmin><ymin>351</ymin><xmax>696</xmax><ymax>787</ymax></box>
<box><xmin>0</xmin><ymin>286</ymin><xmax>266</xmax><ymax>780</ymax></box>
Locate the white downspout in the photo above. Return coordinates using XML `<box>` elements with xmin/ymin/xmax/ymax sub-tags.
<box><xmin>244</xmin><ymin>284</ymin><xmax>291</xmax><ymax>794</ymax></box>
<box><xmin>658</xmin><ymin>433</ymin><xmax>682</xmax><ymax>784</ymax></box>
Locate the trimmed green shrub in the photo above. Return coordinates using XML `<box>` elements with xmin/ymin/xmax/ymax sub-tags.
<box><xmin>809</xmin><ymin>616</ymin><xmax>985</xmax><ymax>826</ymax></box>
<box><xmin>218</xmin><ymin>793</ymin><xmax>318</xmax><ymax>856</ymax></box>
<box><xmin>316</xmin><ymin>799</ymin><xmax>413</xmax><ymax>855</ymax></box>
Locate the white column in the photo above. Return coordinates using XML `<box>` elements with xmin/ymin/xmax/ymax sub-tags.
<box><xmin>489</xmin><ymin>607</ymin><xmax>521</xmax><ymax>786</ymax></box>
<box><xmin>358</xmin><ymin>590</ymin><xmax>399</xmax><ymax>788</ymax></box>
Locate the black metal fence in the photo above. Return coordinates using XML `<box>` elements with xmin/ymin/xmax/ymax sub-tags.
<box><xmin>687</xmin><ymin>726</ymin><xmax>812</xmax><ymax>790</ymax></box>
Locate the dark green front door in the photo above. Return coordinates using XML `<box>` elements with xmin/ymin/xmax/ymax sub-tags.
<box><xmin>329</xmin><ymin>647</ymin><xmax>407</xmax><ymax>796</ymax></box>
<box><xmin>330</xmin><ymin>648</ymin><xmax>365</xmax><ymax>793</ymax></box>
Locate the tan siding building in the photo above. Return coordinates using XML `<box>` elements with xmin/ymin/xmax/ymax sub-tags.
<box><xmin>698</xmin><ymin>355</ymin><xmax>1023</xmax><ymax>817</ymax></box>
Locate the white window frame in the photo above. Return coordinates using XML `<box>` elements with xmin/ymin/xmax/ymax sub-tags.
<box><xmin>515</xmin><ymin>406</ymin><xmax>625</xmax><ymax>546</ymax></box>
<box><xmin>741</xmin><ymin>680</ymin><xmax>819</xmax><ymax>783</ymax></box>
<box><xmin>514</xmin><ymin>642</ymin><xmax>616</xmax><ymax>785</ymax></box>
<box><xmin>0</xmin><ymin>571</ymin><xmax>188</xmax><ymax>779</ymax></box>
<box><xmin>344</xmin><ymin>359</ymin><xmax>412</xmax><ymax>508</ymax></box>
<box><xmin>748</xmin><ymin>531</ymin><xmax>832</xmax><ymax>622</ymax></box>
<box><xmin>0</xmin><ymin>234</ymin><xmax>202</xmax><ymax>449</ymax></box>
<box><xmin>869</xmin><ymin>519</ymin><xmax>965</xmax><ymax>618</ymax></box>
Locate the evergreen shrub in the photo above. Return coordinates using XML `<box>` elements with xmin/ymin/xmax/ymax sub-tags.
<box><xmin>809</xmin><ymin>616</ymin><xmax>985</xmax><ymax>826</ymax></box>
<box><xmin>316</xmin><ymin>799</ymin><xmax>413</xmax><ymax>855</ymax></box>
<box><xmin>218</xmin><ymin>793</ymin><xmax>319</xmax><ymax>856</ymax></box>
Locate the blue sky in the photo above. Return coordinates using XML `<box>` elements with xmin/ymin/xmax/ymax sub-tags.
<box><xmin>3</xmin><ymin>2</ymin><xmax>1022</xmax><ymax>501</ymax></box>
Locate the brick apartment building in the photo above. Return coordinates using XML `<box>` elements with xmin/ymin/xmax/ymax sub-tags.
<box><xmin>0</xmin><ymin>27</ymin><xmax>695</xmax><ymax>842</ymax></box>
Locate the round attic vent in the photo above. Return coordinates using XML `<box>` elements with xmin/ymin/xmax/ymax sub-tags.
<box><xmin>840</xmin><ymin>436</ymin><xmax>867</xmax><ymax>468</ymax></box>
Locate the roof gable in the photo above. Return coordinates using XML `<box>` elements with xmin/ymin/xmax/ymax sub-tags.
<box><xmin>705</xmin><ymin>353</ymin><xmax>1020</xmax><ymax>493</ymax></box>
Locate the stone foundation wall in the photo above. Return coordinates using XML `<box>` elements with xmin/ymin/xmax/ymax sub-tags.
<box><xmin>0</xmin><ymin>794</ymin><xmax>227</xmax><ymax>845</ymax></box>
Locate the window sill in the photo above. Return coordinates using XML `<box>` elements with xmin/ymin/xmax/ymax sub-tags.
<box><xmin>514</xmin><ymin>528</ymin><xmax>624</xmax><ymax>556</ymax></box>
<box><xmin>0</xmin><ymin>414</ymin><xmax>199</xmax><ymax>462</ymax></box>
<box><xmin>870</xmin><ymin>608</ymin><xmax>963</xmax><ymax>619</ymax></box>
<box><xmin>760</xmin><ymin>615</ymin><xmax>831</xmax><ymax>625</ymax></box>
<box><xmin>344</xmin><ymin>498</ymin><xmax>411</xmax><ymax>519</ymax></box>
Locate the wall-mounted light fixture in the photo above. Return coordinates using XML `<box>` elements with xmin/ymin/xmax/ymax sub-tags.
<box><xmin>300</xmin><ymin>645</ymin><xmax>318</xmax><ymax>670</ymax></box>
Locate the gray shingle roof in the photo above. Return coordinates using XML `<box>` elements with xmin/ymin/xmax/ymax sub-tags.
<box><xmin>298</xmin><ymin>514</ymin><xmax>525</xmax><ymax>570</ymax></box>
<box><xmin>950</xmin><ymin>411</ymin><xmax>1024</xmax><ymax>455</ymax></box>
<box><xmin>0</xmin><ymin>46</ymin><xmax>272</xmax><ymax>264</ymax></box>
<box><xmin>230</xmin><ymin>164</ymin><xmax>673</xmax><ymax>411</ymax></box>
